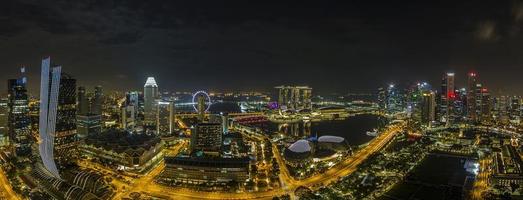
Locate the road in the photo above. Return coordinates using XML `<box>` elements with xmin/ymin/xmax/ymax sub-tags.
<box><xmin>112</xmin><ymin>140</ymin><xmax>188</xmax><ymax>199</ymax></box>
<box><xmin>288</xmin><ymin>125</ymin><xmax>401</xmax><ymax>190</ymax></box>
<box><xmin>471</xmin><ymin>157</ymin><xmax>491</xmax><ymax>200</ymax></box>
<box><xmin>0</xmin><ymin>167</ymin><xmax>21</xmax><ymax>200</ymax></box>
<box><xmin>107</xmin><ymin>124</ymin><xmax>402</xmax><ymax>199</ymax></box>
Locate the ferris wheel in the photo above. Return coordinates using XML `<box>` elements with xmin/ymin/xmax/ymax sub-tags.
<box><xmin>192</xmin><ymin>90</ymin><xmax>212</xmax><ymax>112</ymax></box>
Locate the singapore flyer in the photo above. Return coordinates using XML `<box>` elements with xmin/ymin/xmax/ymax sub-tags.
<box><xmin>192</xmin><ymin>90</ymin><xmax>212</xmax><ymax>112</ymax></box>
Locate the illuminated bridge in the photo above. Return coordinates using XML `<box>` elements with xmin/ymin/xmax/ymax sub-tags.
<box><xmin>233</xmin><ymin>115</ymin><xmax>268</xmax><ymax>124</ymax></box>
<box><xmin>176</xmin><ymin>112</ymin><xmax>264</xmax><ymax>118</ymax></box>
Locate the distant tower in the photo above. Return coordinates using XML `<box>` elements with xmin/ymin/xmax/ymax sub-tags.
<box><xmin>421</xmin><ymin>91</ymin><xmax>436</xmax><ymax>126</ymax></box>
<box><xmin>7</xmin><ymin>67</ymin><xmax>32</xmax><ymax>157</ymax></box>
<box><xmin>377</xmin><ymin>87</ymin><xmax>387</xmax><ymax>111</ymax></box>
<box><xmin>275</xmin><ymin>86</ymin><xmax>312</xmax><ymax>110</ymax></box>
<box><xmin>467</xmin><ymin>72</ymin><xmax>478</xmax><ymax>122</ymax></box>
<box><xmin>479</xmin><ymin>87</ymin><xmax>491</xmax><ymax>122</ymax></box>
<box><xmin>197</xmin><ymin>94</ymin><xmax>206</xmax><ymax>122</ymax></box>
<box><xmin>0</xmin><ymin>98</ymin><xmax>8</xmax><ymax>147</ymax></box>
<box><xmin>144</xmin><ymin>77</ymin><xmax>159</xmax><ymax>126</ymax></box>
<box><xmin>92</xmin><ymin>86</ymin><xmax>103</xmax><ymax>115</ymax></box>
<box><xmin>440</xmin><ymin>73</ymin><xmax>455</xmax><ymax>126</ymax></box>
<box><xmin>122</xmin><ymin>91</ymin><xmax>140</xmax><ymax>130</ymax></box>
<box><xmin>78</xmin><ymin>86</ymin><xmax>89</xmax><ymax>115</ymax></box>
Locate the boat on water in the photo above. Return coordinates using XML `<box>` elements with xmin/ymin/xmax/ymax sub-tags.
<box><xmin>366</xmin><ymin>129</ymin><xmax>379</xmax><ymax>137</ymax></box>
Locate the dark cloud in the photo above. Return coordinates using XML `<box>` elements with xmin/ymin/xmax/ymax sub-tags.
<box><xmin>476</xmin><ymin>21</ymin><xmax>498</xmax><ymax>41</ymax></box>
<box><xmin>0</xmin><ymin>1</ymin><xmax>523</xmax><ymax>95</ymax></box>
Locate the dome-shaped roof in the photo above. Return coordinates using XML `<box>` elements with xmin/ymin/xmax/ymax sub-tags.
<box><xmin>318</xmin><ymin>135</ymin><xmax>345</xmax><ymax>143</ymax></box>
<box><xmin>288</xmin><ymin>139</ymin><xmax>311</xmax><ymax>153</ymax></box>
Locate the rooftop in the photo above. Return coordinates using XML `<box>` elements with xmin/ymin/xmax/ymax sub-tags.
<box><xmin>288</xmin><ymin>139</ymin><xmax>312</xmax><ymax>153</ymax></box>
<box><xmin>318</xmin><ymin>135</ymin><xmax>345</xmax><ymax>143</ymax></box>
<box><xmin>144</xmin><ymin>77</ymin><xmax>158</xmax><ymax>87</ymax></box>
<box><xmin>84</xmin><ymin>130</ymin><xmax>161</xmax><ymax>156</ymax></box>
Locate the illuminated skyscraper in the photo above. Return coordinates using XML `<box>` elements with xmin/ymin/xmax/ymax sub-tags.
<box><xmin>509</xmin><ymin>96</ymin><xmax>522</xmax><ymax>118</ymax></box>
<box><xmin>78</xmin><ymin>86</ymin><xmax>89</xmax><ymax>115</ymax></box>
<box><xmin>39</xmin><ymin>57</ymin><xmax>78</xmax><ymax>178</ymax></box>
<box><xmin>467</xmin><ymin>72</ymin><xmax>478</xmax><ymax>121</ymax></box>
<box><xmin>275</xmin><ymin>86</ymin><xmax>312</xmax><ymax>110</ymax></box>
<box><xmin>157</xmin><ymin>100</ymin><xmax>174</xmax><ymax>135</ymax></box>
<box><xmin>0</xmin><ymin>98</ymin><xmax>8</xmax><ymax>147</ymax></box>
<box><xmin>122</xmin><ymin>91</ymin><xmax>141</xmax><ymax>129</ymax></box>
<box><xmin>421</xmin><ymin>91</ymin><xmax>436</xmax><ymax>125</ymax></box>
<box><xmin>144</xmin><ymin>77</ymin><xmax>159</xmax><ymax>126</ymax></box>
<box><xmin>377</xmin><ymin>87</ymin><xmax>386</xmax><ymax>111</ymax></box>
<box><xmin>479</xmin><ymin>87</ymin><xmax>491</xmax><ymax>122</ymax></box>
<box><xmin>386</xmin><ymin>84</ymin><xmax>403</xmax><ymax>113</ymax></box>
<box><xmin>92</xmin><ymin>86</ymin><xmax>103</xmax><ymax>115</ymax></box>
<box><xmin>8</xmin><ymin>67</ymin><xmax>32</xmax><ymax>157</ymax></box>
<box><xmin>126</xmin><ymin>91</ymin><xmax>140</xmax><ymax>108</ymax></box>
<box><xmin>121</xmin><ymin>105</ymin><xmax>136</xmax><ymax>130</ymax></box>
<box><xmin>76</xmin><ymin>114</ymin><xmax>102</xmax><ymax>140</ymax></box>
<box><xmin>38</xmin><ymin>57</ymin><xmax>62</xmax><ymax>178</ymax></box>
<box><xmin>77</xmin><ymin>86</ymin><xmax>102</xmax><ymax>139</ymax></box>
<box><xmin>55</xmin><ymin>74</ymin><xmax>77</xmax><ymax>164</ymax></box>
<box><xmin>440</xmin><ymin>73</ymin><xmax>455</xmax><ymax>125</ymax></box>
<box><xmin>406</xmin><ymin>82</ymin><xmax>430</xmax><ymax>119</ymax></box>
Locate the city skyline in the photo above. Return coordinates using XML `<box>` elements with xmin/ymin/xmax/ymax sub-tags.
<box><xmin>0</xmin><ymin>62</ymin><xmax>520</xmax><ymax>97</ymax></box>
<box><xmin>1</xmin><ymin>1</ymin><xmax>523</xmax><ymax>200</ymax></box>
<box><xmin>1</xmin><ymin>1</ymin><xmax>523</xmax><ymax>94</ymax></box>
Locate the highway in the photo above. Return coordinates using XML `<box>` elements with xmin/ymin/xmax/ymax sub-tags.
<box><xmin>276</xmin><ymin>124</ymin><xmax>402</xmax><ymax>190</ymax></box>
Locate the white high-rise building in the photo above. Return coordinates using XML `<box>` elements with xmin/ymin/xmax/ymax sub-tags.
<box><xmin>144</xmin><ymin>77</ymin><xmax>159</xmax><ymax>126</ymax></box>
<box><xmin>38</xmin><ymin>57</ymin><xmax>61</xmax><ymax>178</ymax></box>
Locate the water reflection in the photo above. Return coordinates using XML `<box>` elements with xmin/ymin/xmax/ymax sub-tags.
<box><xmin>277</xmin><ymin>121</ymin><xmax>311</xmax><ymax>138</ymax></box>
<box><xmin>258</xmin><ymin>114</ymin><xmax>387</xmax><ymax>146</ymax></box>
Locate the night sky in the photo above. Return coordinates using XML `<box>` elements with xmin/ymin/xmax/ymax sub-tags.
<box><xmin>1</xmin><ymin>1</ymin><xmax>523</xmax><ymax>95</ymax></box>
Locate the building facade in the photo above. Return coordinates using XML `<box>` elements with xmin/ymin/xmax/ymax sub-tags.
<box><xmin>144</xmin><ymin>77</ymin><xmax>159</xmax><ymax>126</ymax></box>
<box><xmin>38</xmin><ymin>57</ymin><xmax>62</xmax><ymax>178</ymax></box>
<box><xmin>7</xmin><ymin>71</ymin><xmax>32</xmax><ymax>157</ymax></box>
<box><xmin>191</xmin><ymin>123</ymin><xmax>222</xmax><ymax>156</ymax></box>
<box><xmin>440</xmin><ymin>73</ymin><xmax>455</xmax><ymax>126</ymax></box>
<box><xmin>0</xmin><ymin>98</ymin><xmax>8</xmax><ymax>147</ymax></box>
<box><xmin>159</xmin><ymin>156</ymin><xmax>250</xmax><ymax>186</ymax></box>
<box><xmin>77</xmin><ymin>114</ymin><xmax>102</xmax><ymax>140</ymax></box>
<box><xmin>421</xmin><ymin>91</ymin><xmax>436</xmax><ymax>125</ymax></box>
<box><xmin>157</xmin><ymin>100</ymin><xmax>174</xmax><ymax>135</ymax></box>
<box><xmin>467</xmin><ymin>72</ymin><xmax>478</xmax><ymax>122</ymax></box>
<box><xmin>38</xmin><ymin>57</ymin><xmax>78</xmax><ymax>178</ymax></box>
<box><xmin>275</xmin><ymin>86</ymin><xmax>312</xmax><ymax>111</ymax></box>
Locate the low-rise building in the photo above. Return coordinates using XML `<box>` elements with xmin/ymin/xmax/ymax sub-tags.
<box><xmin>158</xmin><ymin>156</ymin><xmax>251</xmax><ymax>186</ymax></box>
<box><xmin>491</xmin><ymin>145</ymin><xmax>523</xmax><ymax>187</ymax></box>
<box><xmin>80</xmin><ymin>130</ymin><xmax>163</xmax><ymax>171</ymax></box>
